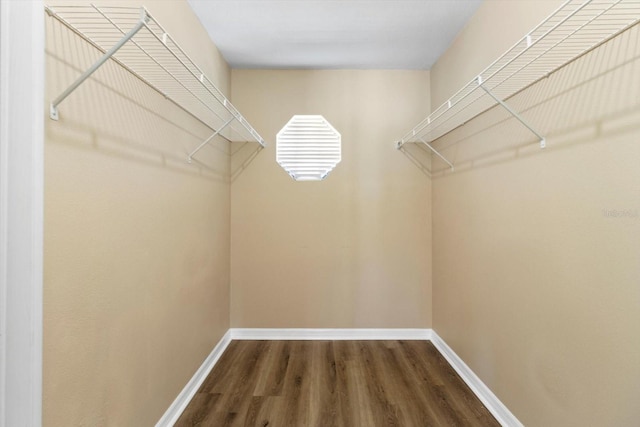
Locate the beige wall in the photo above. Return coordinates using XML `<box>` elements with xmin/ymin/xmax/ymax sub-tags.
<box><xmin>230</xmin><ymin>70</ymin><xmax>432</xmax><ymax>328</ymax></box>
<box><xmin>44</xmin><ymin>1</ymin><xmax>231</xmax><ymax>425</ymax></box>
<box><xmin>431</xmin><ymin>1</ymin><xmax>640</xmax><ymax>426</ymax></box>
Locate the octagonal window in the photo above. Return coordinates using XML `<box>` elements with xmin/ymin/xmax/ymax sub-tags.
<box><xmin>276</xmin><ymin>115</ymin><xmax>341</xmax><ymax>181</ymax></box>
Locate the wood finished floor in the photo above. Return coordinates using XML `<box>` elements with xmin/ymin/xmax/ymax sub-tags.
<box><xmin>175</xmin><ymin>340</ymin><xmax>500</xmax><ymax>427</ymax></box>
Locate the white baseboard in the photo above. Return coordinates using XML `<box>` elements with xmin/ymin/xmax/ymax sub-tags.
<box><xmin>430</xmin><ymin>331</ymin><xmax>523</xmax><ymax>427</ymax></box>
<box><xmin>156</xmin><ymin>328</ymin><xmax>520</xmax><ymax>427</ymax></box>
<box><xmin>229</xmin><ymin>328</ymin><xmax>433</xmax><ymax>340</ymax></box>
<box><xmin>155</xmin><ymin>330</ymin><xmax>232</xmax><ymax>427</ymax></box>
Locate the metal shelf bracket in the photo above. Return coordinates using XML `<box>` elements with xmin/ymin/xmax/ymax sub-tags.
<box><xmin>187</xmin><ymin>117</ymin><xmax>235</xmax><ymax>162</ymax></box>
<box><xmin>396</xmin><ymin>137</ymin><xmax>454</xmax><ymax>171</ymax></box>
<box><xmin>476</xmin><ymin>76</ymin><xmax>546</xmax><ymax>148</ymax></box>
<box><xmin>48</xmin><ymin>6</ymin><xmax>149</xmax><ymax>121</ymax></box>
<box><xmin>416</xmin><ymin>137</ymin><xmax>454</xmax><ymax>171</ymax></box>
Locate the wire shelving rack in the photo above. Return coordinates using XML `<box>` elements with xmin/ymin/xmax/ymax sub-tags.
<box><xmin>396</xmin><ymin>0</ymin><xmax>640</xmax><ymax>169</ymax></box>
<box><xmin>45</xmin><ymin>4</ymin><xmax>265</xmax><ymax>162</ymax></box>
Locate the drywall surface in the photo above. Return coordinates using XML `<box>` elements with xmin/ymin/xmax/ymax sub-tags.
<box><xmin>431</xmin><ymin>1</ymin><xmax>640</xmax><ymax>425</ymax></box>
<box><xmin>230</xmin><ymin>70</ymin><xmax>432</xmax><ymax>328</ymax></box>
<box><xmin>44</xmin><ymin>1</ymin><xmax>231</xmax><ymax>425</ymax></box>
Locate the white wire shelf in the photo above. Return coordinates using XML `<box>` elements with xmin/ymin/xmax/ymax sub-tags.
<box><xmin>396</xmin><ymin>0</ymin><xmax>640</xmax><ymax>168</ymax></box>
<box><xmin>45</xmin><ymin>4</ymin><xmax>265</xmax><ymax>161</ymax></box>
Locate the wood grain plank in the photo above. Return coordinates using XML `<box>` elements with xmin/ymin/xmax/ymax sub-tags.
<box><xmin>371</xmin><ymin>340</ymin><xmax>442</xmax><ymax>426</ymax></box>
<box><xmin>242</xmin><ymin>396</ymin><xmax>285</xmax><ymax>427</ymax></box>
<box><xmin>392</xmin><ymin>340</ymin><xmax>465</xmax><ymax>426</ymax></box>
<box><xmin>356</xmin><ymin>340</ymin><xmax>402</xmax><ymax>426</ymax></box>
<box><xmin>174</xmin><ymin>393</ymin><xmax>221</xmax><ymax>427</ymax></box>
<box><xmin>281</xmin><ymin>340</ymin><xmax>312</xmax><ymax>426</ymax></box>
<box><xmin>252</xmin><ymin>340</ymin><xmax>291</xmax><ymax>397</ymax></box>
<box><xmin>311</xmin><ymin>341</ymin><xmax>339</xmax><ymax>427</ymax></box>
<box><xmin>198</xmin><ymin>340</ymin><xmax>243</xmax><ymax>394</ymax></box>
<box><xmin>200</xmin><ymin>340</ymin><xmax>270</xmax><ymax>426</ymax></box>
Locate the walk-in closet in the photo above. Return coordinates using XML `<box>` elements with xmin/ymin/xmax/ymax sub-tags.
<box><xmin>2</xmin><ymin>0</ymin><xmax>639</xmax><ymax>425</ymax></box>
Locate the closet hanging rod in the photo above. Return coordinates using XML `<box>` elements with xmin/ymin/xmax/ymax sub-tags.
<box><xmin>45</xmin><ymin>4</ymin><xmax>265</xmax><ymax>159</ymax></box>
<box><xmin>395</xmin><ymin>0</ymin><xmax>640</xmax><ymax>163</ymax></box>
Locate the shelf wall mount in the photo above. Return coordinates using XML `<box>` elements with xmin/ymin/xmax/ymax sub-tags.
<box><xmin>45</xmin><ymin>4</ymin><xmax>266</xmax><ymax>160</ymax></box>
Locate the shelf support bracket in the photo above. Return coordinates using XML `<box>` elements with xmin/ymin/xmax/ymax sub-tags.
<box><xmin>396</xmin><ymin>131</ymin><xmax>454</xmax><ymax>171</ymax></box>
<box><xmin>416</xmin><ymin>137</ymin><xmax>454</xmax><ymax>171</ymax></box>
<box><xmin>49</xmin><ymin>7</ymin><xmax>149</xmax><ymax>120</ymax></box>
<box><xmin>188</xmin><ymin>117</ymin><xmax>235</xmax><ymax>162</ymax></box>
<box><xmin>477</xmin><ymin>76</ymin><xmax>546</xmax><ymax>148</ymax></box>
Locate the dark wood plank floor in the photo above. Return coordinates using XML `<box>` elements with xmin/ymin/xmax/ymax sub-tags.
<box><xmin>175</xmin><ymin>340</ymin><xmax>500</xmax><ymax>427</ymax></box>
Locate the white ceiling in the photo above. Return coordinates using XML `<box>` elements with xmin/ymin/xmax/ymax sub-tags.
<box><xmin>187</xmin><ymin>0</ymin><xmax>483</xmax><ymax>70</ymax></box>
